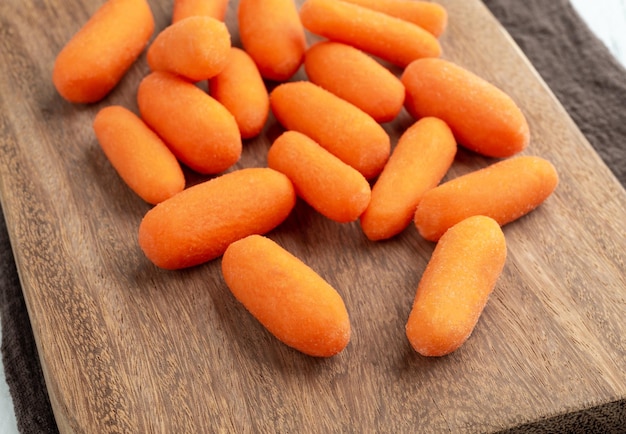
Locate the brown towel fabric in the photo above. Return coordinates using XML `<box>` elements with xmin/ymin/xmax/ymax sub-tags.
<box><xmin>485</xmin><ymin>0</ymin><xmax>626</xmax><ymax>186</ymax></box>
<box><xmin>0</xmin><ymin>222</ymin><xmax>59</xmax><ymax>434</ymax></box>
<box><xmin>1</xmin><ymin>1</ymin><xmax>625</xmax><ymax>433</ymax></box>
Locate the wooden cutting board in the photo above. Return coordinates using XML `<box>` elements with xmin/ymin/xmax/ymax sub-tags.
<box><xmin>1</xmin><ymin>0</ymin><xmax>625</xmax><ymax>432</ymax></box>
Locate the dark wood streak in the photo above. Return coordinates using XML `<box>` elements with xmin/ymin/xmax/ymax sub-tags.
<box><xmin>0</xmin><ymin>0</ymin><xmax>624</xmax><ymax>432</ymax></box>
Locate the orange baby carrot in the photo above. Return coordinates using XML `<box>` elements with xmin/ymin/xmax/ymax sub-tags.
<box><xmin>147</xmin><ymin>16</ymin><xmax>231</xmax><ymax>82</ymax></box>
<box><xmin>138</xmin><ymin>168</ymin><xmax>296</xmax><ymax>270</ymax></box>
<box><xmin>267</xmin><ymin>131</ymin><xmax>371</xmax><ymax>223</ymax></box>
<box><xmin>172</xmin><ymin>0</ymin><xmax>230</xmax><ymax>23</ymax></box>
<box><xmin>209</xmin><ymin>47</ymin><xmax>270</xmax><ymax>139</ymax></box>
<box><xmin>238</xmin><ymin>0</ymin><xmax>307</xmax><ymax>81</ymax></box>
<box><xmin>52</xmin><ymin>0</ymin><xmax>154</xmax><ymax>103</ymax></box>
<box><xmin>304</xmin><ymin>41</ymin><xmax>405</xmax><ymax>123</ymax></box>
<box><xmin>93</xmin><ymin>106</ymin><xmax>185</xmax><ymax>205</ymax></box>
<box><xmin>299</xmin><ymin>0</ymin><xmax>441</xmax><ymax>68</ymax></box>
<box><xmin>402</xmin><ymin>58</ymin><xmax>530</xmax><ymax>158</ymax></box>
<box><xmin>406</xmin><ymin>215</ymin><xmax>507</xmax><ymax>357</ymax></box>
<box><xmin>270</xmin><ymin>81</ymin><xmax>390</xmax><ymax>179</ymax></box>
<box><xmin>222</xmin><ymin>235</ymin><xmax>350</xmax><ymax>357</ymax></box>
<box><xmin>414</xmin><ymin>156</ymin><xmax>559</xmax><ymax>242</ymax></box>
<box><xmin>341</xmin><ymin>0</ymin><xmax>448</xmax><ymax>37</ymax></box>
<box><xmin>360</xmin><ymin>117</ymin><xmax>456</xmax><ymax>241</ymax></box>
<box><xmin>137</xmin><ymin>71</ymin><xmax>241</xmax><ymax>174</ymax></box>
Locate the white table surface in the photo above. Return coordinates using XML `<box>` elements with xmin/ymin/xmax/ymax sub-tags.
<box><xmin>1</xmin><ymin>1</ymin><xmax>625</xmax><ymax>433</ymax></box>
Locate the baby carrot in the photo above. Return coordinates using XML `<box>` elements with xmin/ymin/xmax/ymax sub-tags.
<box><xmin>267</xmin><ymin>131</ymin><xmax>371</xmax><ymax>223</ymax></box>
<box><xmin>402</xmin><ymin>58</ymin><xmax>530</xmax><ymax>158</ymax></box>
<box><xmin>93</xmin><ymin>106</ymin><xmax>185</xmax><ymax>205</ymax></box>
<box><xmin>269</xmin><ymin>81</ymin><xmax>390</xmax><ymax>180</ymax></box>
<box><xmin>147</xmin><ymin>16</ymin><xmax>231</xmax><ymax>82</ymax></box>
<box><xmin>406</xmin><ymin>215</ymin><xmax>507</xmax><ymax>357</ymax></box>
<box><xmin>360</xmin><ymin>117</ymin><xmax>456</xmax><ymax>241</ymax></box>
<box><xmin>137</xmin><ymin>71</ymin><xmax>241</xmax><ymax>175</ymax></box>
<box><xmin>238</xmin><ymin>0</ymin><xmax>307</xmax><ymax>81</ymax></box>
<box><xmin>414</xmin><ymin>156</ymin><xmax>559</xmax><ymax>242</ymax></box>
<box><xmin>299</xmin><ymin>0</ymin><xmax>441</xmax><ymax>68</ymax></box>
<box><xmin>52</xmin><ymin>0</ymin><xmax>154</xmax><ymax>103</ymax></box>
<box><xmin>172</xmin><ymin>0</ymin><xmax>230</xmax><ymax>23</ymax></box>
<box><xmin>222</xmin><ymin>235</ymin><xmax>351</xmax><ymax>357</ymax></box>
<box><xmin>340</xmin><ymin>0</ymin><xmax>448</xmax><ymax>37</ymax></box>
<box><xmin>138</xmin><ymin>168</ymin><xmax>296</xmax><ymax>270</ymax></box>
<box><xmin>209</xmin><ymin>47</ymin><xmax>270</xmax><ymax>139</ymax></box>
<box><xmin>304</xmin><ymin>41</ymin><xmax>405</xmax><ymax>123</ymax></box>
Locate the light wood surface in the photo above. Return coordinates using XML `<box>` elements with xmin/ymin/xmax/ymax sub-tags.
<box><xmin>1</xmin><ymin>0</ymin><xmax>625</xmax><ymax>432</ymax></box>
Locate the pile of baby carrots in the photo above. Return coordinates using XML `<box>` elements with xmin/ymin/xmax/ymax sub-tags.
<box><xmin>54</xmin><ymin>0</ymin><xmax>559</xmax><ymax>358</ymax></box>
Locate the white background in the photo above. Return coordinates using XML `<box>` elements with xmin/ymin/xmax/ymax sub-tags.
<box><xmin>1</xmin><ymin>1</ymin><xmax>625</xmax><ymax>432</ymax></box>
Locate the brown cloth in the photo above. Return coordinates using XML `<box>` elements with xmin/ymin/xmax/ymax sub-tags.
<box><xmin>1</xmin><ymin>1</ymin><xmax>625</xmax><ymax>433</ymax></box>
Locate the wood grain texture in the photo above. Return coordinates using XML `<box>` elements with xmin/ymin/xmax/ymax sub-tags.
<box><xmin>0</xmin><ymin>0</ymin><xmax>624</xmax><ymax>432</ymax></box>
